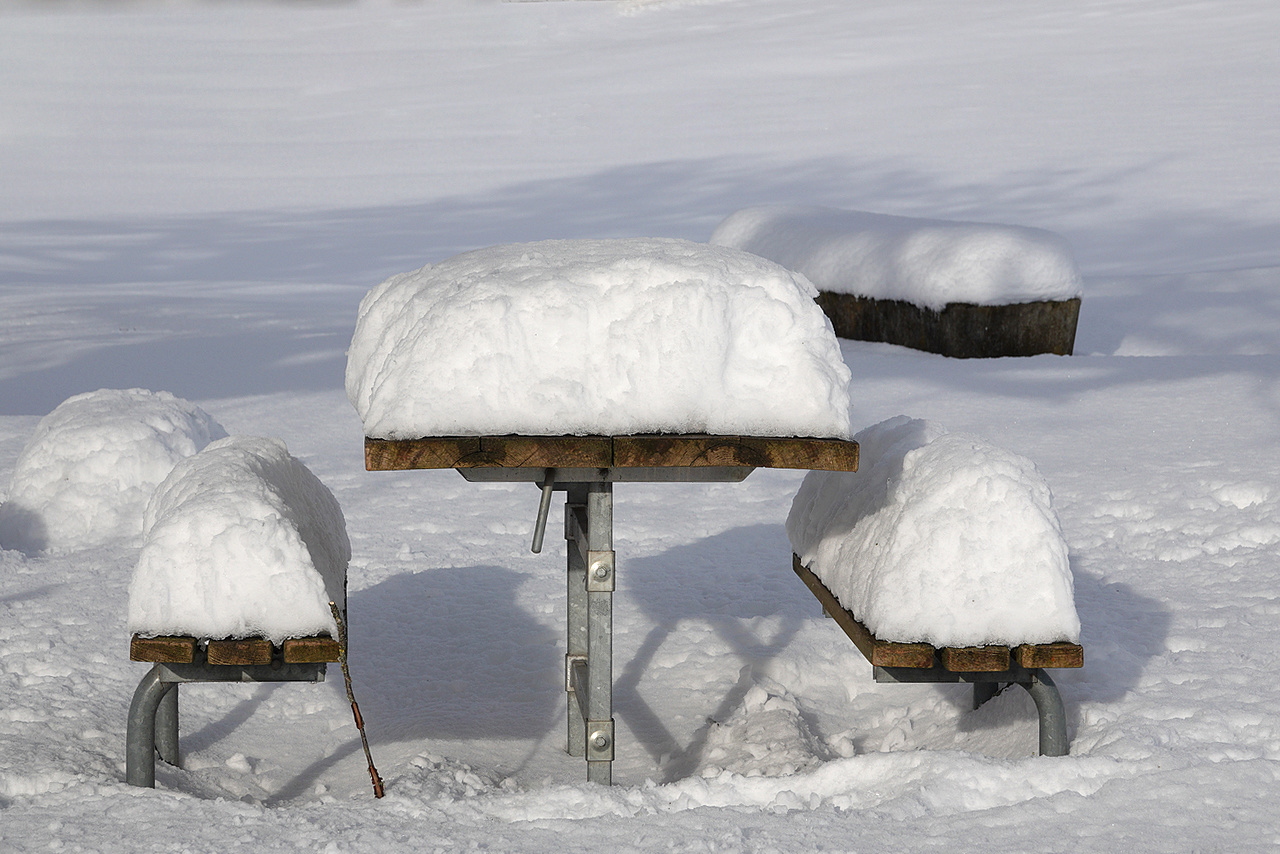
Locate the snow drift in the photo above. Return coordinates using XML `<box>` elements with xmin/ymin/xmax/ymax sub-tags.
<box><xmin>0</xmin><ymin>389</ymin><xmax>226</xmax><ymax>554</ymax></box>
<box><xmin>711</xmin><ymin>205</ymin><xmax>1082</xmax><ymax>311</ymax></box>
<box><xmin>127</xmin><ymin>436</ymin><xmax>350</xmax><ymax>644</ymax></box>
<box><xmin>787</xmin><ymin>416</ymin><xmax>1079</xmax><ymax>647</ymax></box>
<box><xmin>345</xmin><ymin>238</ymin><xmax>852</xmax><ymax>439</ymax></box>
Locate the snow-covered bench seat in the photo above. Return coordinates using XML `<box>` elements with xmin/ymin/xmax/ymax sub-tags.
<box><xmin>124</xmin><ymin>437</ymin><xmax>351</xmax><ymax>789</ymax></box>
<box><xmin>787</xmin><ymin>417</ymin><xmax>1084</xmax><ymax>756</ymax></box>
<box><xmin>711</xmin><ymin>206</ymin><xmax>1083</xmax><ymax>358</ymax></box>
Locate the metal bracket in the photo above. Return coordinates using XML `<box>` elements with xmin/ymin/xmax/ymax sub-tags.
<box><xmin>586</xmin><ymin>550</ymin><xmax>615</xmax><ymax>592</ymax></box>
<box><xmin>566</xmin><ymin>653</ymin><xmax>588</xmax><ymax>694</ymax></box>
<box><xmin>586</xmin><ymin>719</ymin><xmax>615</xmax><ymax>761</ymax></box>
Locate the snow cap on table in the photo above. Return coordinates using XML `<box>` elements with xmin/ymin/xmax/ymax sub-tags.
<box><xmin>787</xmin><ymin>416</ymin><xmax>1079</xmax><ymax>648</ymax></box>
<box><xmin>0</xmin><ymin>388</ymin><xmax>226</xmax><ymax>554</ymax></box>
<box><xmin>345</xmin><ymin>238</ymin><xmax>852</xmax><ymax>439</ymax></box>
<box><xmin>128</xmin><ymin>436</ymin><xmax>350</xmax><ymax>644</ymax></box>
<box><xmin>711</xmin><ymin>205</ymin><xmax>1082</xmax><ymax>311</ymax></box>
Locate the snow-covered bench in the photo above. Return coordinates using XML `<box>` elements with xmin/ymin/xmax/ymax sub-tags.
<box><xmin>711</xmin><ymin>206</ymin><xmax>1083</xmax><ymax>358</ymax></box>
<box><xmin>787</xmin><ymin>417</ymin><xmax>1084</xmax><ymax>756</ymax></box>
<box><xmin>125</xmin><ymin>437</ymin><xmax>350</xmax><ymax>789</ymax></box>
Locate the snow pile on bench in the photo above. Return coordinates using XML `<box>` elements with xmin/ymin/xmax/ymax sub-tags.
<box><xmin>127</xmin><ymin>436</ymin><xmax>350</xmax><ymax>645</ymax></box>
<box><xmin>0</xmin><ymin>389</ymin><xmax>226</xmax><ymax>553</ymax></box>
<box><xmin>786</xmin><ymin>416</ymin><xmax>1079</xmax><ymax>648</ymax></box>
<box><xmin>345</xmin><ymin>238</ymin><xmax>852</xmax><ymax>439</ymax></box>
<box><xmin>711</xmin><ymin>205</ymin><xmax>1082</xmax><ymax>311</ymax></box>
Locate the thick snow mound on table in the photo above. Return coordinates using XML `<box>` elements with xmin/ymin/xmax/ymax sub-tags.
<box><xmin>345</xmin><ymin>238</ymin><xmax>852</xmax><ymax>439</ymax></box>
<box><xmin>128</xmin><ymin>436</ymin><xmax>349</xmax><ymax>644</ymax></box>
<box><xmin>0</xmin><ymin>389</ymin><xmax>226</xmax><ymax>554</ymax></box>
<box><xmin>711</xmin><ymin>205</ymin><xmax>1082</xmax><ymax>311</ymax></box>
<box><xmin>786</xmin><ymin>417</ymin><xmax>1079</xmax><ymax>648</ymax></box>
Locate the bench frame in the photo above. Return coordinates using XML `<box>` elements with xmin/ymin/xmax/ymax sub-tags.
<box><xmin>126</xmin><ymin>635</ymin><xmax>339</xmax><ymax>788</ymax></box>
<box><xmin>792</xmin><ymin>555</ymin><xmax>1082</xmax><ymax>756</ymax></box>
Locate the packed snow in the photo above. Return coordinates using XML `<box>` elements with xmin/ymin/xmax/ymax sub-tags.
<box><xmin>711</xmin><ymin>205</ymin><xmax>1083</xmax><ymax>310</ymax></box>
<box><xmin>345</xmin><ymin>238</ymin><xmax>852</xmax><ymax>439</ymax></box>
<box><xmin>128</xmin><ymin>435</ymin><xmax>349</xmax><ymax>644</ymax></box>
<box><xmin>0</xmin><ymin>388</ymin><xmax>225</xmax><ymax>554</ymax></box>
<box><xmin>3</xmin><ymin>1</ymin><xmax>1280</xmax><ymax>852</ymax></box>
<box><xmin>788</xmin><ymin>417</ymin><xmax>1079</xmax><ymax>648</ymax></box>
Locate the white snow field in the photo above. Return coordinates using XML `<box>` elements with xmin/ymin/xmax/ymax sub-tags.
<box><xmin>3</xmin><ymin>1</ymin><xmax>1280</xmax><ymax>852</ymax></box>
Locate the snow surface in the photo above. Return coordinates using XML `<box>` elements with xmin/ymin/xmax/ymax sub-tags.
<box><xmin>4</xmin><ymin>1</ymin><xmax>1280</xmax><ymax>852</ymax></box>
<box><xmin>345</xmin><ymin>238</ymin><xmax>852</xmax><ymax>439</ymax></box>
<box><xmin>711</xmin><ymin>205</ymin><xmax>1083</xmax><ymax>310</ymax></box>
<box><xmin>788</xmin><ymin>417</ymin><xmax>1079</xmax><ymax>648</ymax></box>
<box><xmin>0</xmin><ymin>388</ymin><xmax>225</xmax><ymax>554</ymax></box>
<box><xmin>128</xmin><ymin>435</ymin><xmax>349</xmax><ymax>644</ymax></box>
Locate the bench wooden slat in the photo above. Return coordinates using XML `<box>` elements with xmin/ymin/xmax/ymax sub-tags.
<box><xmin>282</xmin><ymin>636</ymin><xmax>341</xmax><ymax>663</ymax></box>
<box><xmin>131</xmin><ymin>635</ymin><xmax>196</xmax><ymax>663</ymax></box>
<box><xmin>366</xmin><ymin>435</ymin><xmax>859</xmax><ymax>473</ymax></box>
<box><xmin>940</xmin><ymin>645</ymin><xmax>1011</xmax><ymax>672</ymax></box>
<box><xmin>792</xmin><ymin>555</ymin><xmax>935</xmax><ymax>667</ymax></box>
<box><xmin>207</xmin><ymin>638</ymin><xmax>273</xmax><ymax>666</ymax></box>
<box><xmin>791</xmin><ymin>555</ymin><xmax>1083</xmax><ymax>670</ymax></box>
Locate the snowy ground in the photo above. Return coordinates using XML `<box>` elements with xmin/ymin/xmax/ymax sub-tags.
<box><xmin>3</xmin><ymin>1</ymin><xmax>1280</xmax><ymax>851</ymax></box>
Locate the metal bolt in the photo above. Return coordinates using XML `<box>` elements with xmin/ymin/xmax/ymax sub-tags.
<box><xmin>591</xmin><ymin>563</ymin><xmax>610</xmax><ymax>581</ymax></box>
<box><xmin>590</xmin><ymin>732</ymin><xmax>610</xmax><ymax>750</ymax></box>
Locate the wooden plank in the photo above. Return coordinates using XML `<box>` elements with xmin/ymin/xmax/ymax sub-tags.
<box><xmin>282</xmin><ymin>636</ymin><xmax>341</xmax><ymax>663</ymax></box>
<box><xmin>613</xmin><ymin>435</ymin><xmax>757</xmax><ymax>468</ymax></box>
<box><xmin>940</xmin><ymin>645</ymin><xmax>1011</xmax><ymax>672</ymax></box>
<box><xmin>737</xmin><ymin>436</ymin><xmax>859</xmax><ymax>472</ymax></box>
<box><xmin>130</xmin><ymin>635</ymin><xmax>196</xmax><ymax>663</ymax></box>
<box><xmin>365</xmin><ymin>437</ymin><xmax>480</xmax><ymax>471</ymax></box>
<box><xmin>476</xmin><ymin>435</ymin><xmax>612</xmax><ymax>469</ymax></box>
<box><xmin>206</xmin><ymin>638</ymin><xmax>273</xmax><ymax>666</ymax></box>
<box><xmin>1015</xmin><ymin>642</ymin><xmax>1084</xmax><ymax>669</ymax></box>
<box><xmin>791</xmin><ymin>555</ymin><xmax>935</xmax><ymax>668</ymax></box>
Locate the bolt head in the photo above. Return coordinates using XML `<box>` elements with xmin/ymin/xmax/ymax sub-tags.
<box><xmin>591</xmin><ymin>563</ymin><xmax>610</xmax><ymax>580</ymax></box>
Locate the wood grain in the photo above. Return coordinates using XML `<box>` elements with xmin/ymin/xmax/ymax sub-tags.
<box><xmin>130</xmin><ymin>635</ymin><xmax>196</xmax><ymax>663</ymax></box>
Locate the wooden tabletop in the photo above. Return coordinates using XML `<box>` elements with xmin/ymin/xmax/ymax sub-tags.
<box><xmin>366</xmin><ymin>435</ymin><xmax>858</xmax><ymax>473</ymax></box>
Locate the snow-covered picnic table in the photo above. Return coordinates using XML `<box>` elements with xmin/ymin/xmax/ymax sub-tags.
<box><xmin>347</xmin><ymin>239</ymin><xmax>860</xmax><ymax>784</ymax></box>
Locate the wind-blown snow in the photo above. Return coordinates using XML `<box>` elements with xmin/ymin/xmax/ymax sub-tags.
<box><xmin>128</xmin><ymin>436</ymin><xmax>349</xmax><ymax>644</ymax></box>
<box><xmin>0</xmin><ymin>389</ymin><xmax>225</xmax><ymax>554</ymax></box>
<box><xmin>712</xmin><ymin>206</ymin><xmax>1083</xmax><ymax>310</ymax></box>
<box><xmin>788</xmin><ymin>417</ymin><xmax>1079</xmax><ymax>647</ymax></box>
<box><xmin>345</xmin><ymin>238</ymin><xmax>852</xmax><ymax>439</ymax></box>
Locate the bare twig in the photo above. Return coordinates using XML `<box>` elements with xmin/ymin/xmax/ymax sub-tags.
<box><xmin>330</xmin><ymin>601</ymin><xmax>385</xmax><ymax>798</ymax></box>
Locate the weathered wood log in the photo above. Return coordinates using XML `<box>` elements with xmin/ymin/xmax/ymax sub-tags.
<box><xmin>815</xmin><ymin>292</ymin><xmax>1081</xmax><ymax>358</ymax></box>
<box><xmin>130</xmin><ymin>635</ymin><xmax>196</xmax><ymax>664</ymax></box>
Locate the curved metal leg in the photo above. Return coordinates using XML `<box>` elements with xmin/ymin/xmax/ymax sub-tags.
<box><xmin>155</xmin><ymin>683</ymin><xmax>179</xmax><ymax>766</ymax></box>
<box><xmin>126</xmin><ymin>665</ymin><xmax>169</xmax><ymax>787</ymax></box>
<box><xmin>1022</xmin><ymin>670</ymin><xmax>1068</xmax><ymax>756</ymax></box>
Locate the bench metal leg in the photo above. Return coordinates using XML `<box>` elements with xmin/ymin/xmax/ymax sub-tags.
<box><xmin>565</xmin><ymin>486</ymin><xmax>588</xmax><ymax>758</ymax></box>
<box><xmin>127</xmin><ymin>664</ymin><xmax>169</xmax><ymax>788</ymax></box>
<box><xmin>1023</xmin><ymin>669</ymin><xmax>1068</xmax><ymax>757</ymax></box>
<box><xmin>584</xmin><ymin>483</ymin><xmax>615</xmax><ymax>785</ymax></box>
<box><xmin>156</xmin><ymin>682</ymin><xmax>179</xmax><ymax>766</ymax></box>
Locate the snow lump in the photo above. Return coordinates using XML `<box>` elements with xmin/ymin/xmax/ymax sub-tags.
<box><xmin>128</xmin><ymin>436</ymin><xmax>350</xmax><ymax>644</ymax></box>
<box><xmin>0</xmin><ymin>389</ymin><xmax>226</xmax><ymax>554</ymax></box>
<box><xmin>345</xmin><ymin>238</ymin><xmax>852</xmax><ymax>439</ymax></box>
<box><xmin>786</xmin><ymin>416</ymin><xmax>1079</xmax><ymax>648</ymax></box>
<box><xmin>711</xmin><ymin>205</ymin><xmax>1082</xmax><ymax>311</ymax></box>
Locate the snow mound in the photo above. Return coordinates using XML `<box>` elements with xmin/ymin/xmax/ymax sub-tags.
<box><xmin>786</xmin><ymin>416</ymin><xmax>1079</xmax><ymax>648</ymax></box>
<box><xmin>700</xmin><ymin>677</ymin><xmax>830</xmax><ymax>778</ymax></box>
<box><xmin>0</xmin><ymin>389</ymin><xmax>227</xmax><ymax>554</ymax></box>
<box><xmin>127</xmin><ymin>436</ymin><xmax>350</xmax><ymax>644</ymax></box>
<box><xmin>711</xmin><ymin>205</ymin><xmax>1082</xmax><ymax>311</ymax></box>
<box><xmin>345</xmin><ymin>238</ymin><xmax>852</xmax><ymax>439</ymax></box>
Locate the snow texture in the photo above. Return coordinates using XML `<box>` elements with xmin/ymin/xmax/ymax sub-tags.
<box><xmin>711</xmin><ymin>205</ymin><xmax>1083</xmax><ymax>310</ymax></box>
<box><xmin>0</xmin><ymin>389</ymin><xmax>226</xmax><ymax>554</ymax></box>
<box><xmin>345</xmin><ymin>238</ymin><xmax>852</xmax><ymax>439</ymax></box>
<box><xmin>787</xmin><ymin>417</ymin><xmax>1079</xmax><ymax>647</ymax></box>
<box><xmin>128</xmin><ymin>436</ymin><xmax>349</xmax><ymax>644</ymax></box>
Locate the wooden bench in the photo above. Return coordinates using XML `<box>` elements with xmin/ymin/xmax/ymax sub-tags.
<box><xmin>126</xmin><ymin>634</ymin><xmax>340</xmax><ymax>788</ymax></box>
<box><xmin>792</xmin><ymin>555</ymin><xmax>1083</xmax><ymax>756</ymax></box>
